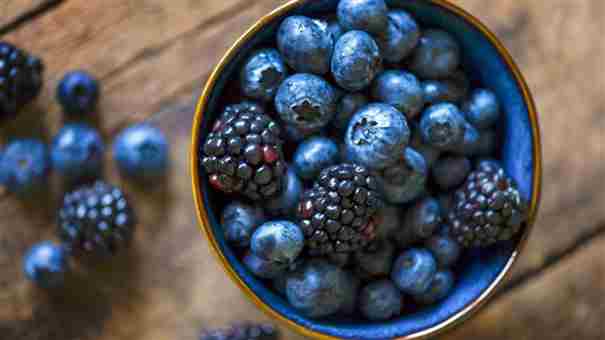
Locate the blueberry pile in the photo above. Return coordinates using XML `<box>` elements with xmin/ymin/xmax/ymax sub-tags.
<box><xmin>201</xmin><ymin>0</ymin><xmax>529</xmax><ymax>321</ymax></box>
<box><xmin>0</xmin><ymin>42</ymin><xmax>171</xmax><ymax>289</ymax></box>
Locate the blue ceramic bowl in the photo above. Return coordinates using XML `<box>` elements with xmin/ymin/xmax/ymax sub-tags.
<box><xmin>191</xmin><ymin>0</ymin><xmax>542</xmax><ymax>338</ymax></box>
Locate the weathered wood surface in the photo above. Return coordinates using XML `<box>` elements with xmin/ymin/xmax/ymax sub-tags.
<box><xmin>1</xmin><ymin>0</ymin><xmax>604</xmax><ymax>339</ymax></box>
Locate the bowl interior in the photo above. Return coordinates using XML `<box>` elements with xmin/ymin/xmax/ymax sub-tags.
<box><xmin>194</xmin><ymin>0</ymin><xmax>539</xmax><ymax>339</ymax></box>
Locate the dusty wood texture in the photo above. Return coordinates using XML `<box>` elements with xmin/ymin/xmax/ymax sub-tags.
<box><xmin>0</xmin><ymin>0</ymin><xmax>58</xmax><ymax>31</ymax></box>
<box><xmin>0</xmin><ymin>0</ymin><xmax>604</xmax><ymax>339</ymax></box>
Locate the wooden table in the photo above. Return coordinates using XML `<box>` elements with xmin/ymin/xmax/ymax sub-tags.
<box><xmin>1</xmin><ymin>1</ymin><xmax>604</xmax><ymax>339</ymax></box>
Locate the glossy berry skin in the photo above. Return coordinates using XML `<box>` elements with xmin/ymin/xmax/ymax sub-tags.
<box><xmin>452</xmin><ymin>122</ymin><xmax>480</xmax><ymax>156</ymax></box>
<box><xmin>420</xmin><ymin>103</ymin><xmax>466</xmax><ymax>150</ymax></box>
<box><xmin>23</xmin><ymin>241</ymin><xmax>70</xmax><ymax>288</ymax></box>
<box><xmin>337</xmin><ymin>0</ymin><xmax>388</xmax><ymax>35</ymax></box>
<box><xmin>426</xmin><ymin>235</ymin><xmax>461</xmax><ymax>268</ymax></box>
<box><xmin>372</xmin><ymin>70</ymin><xmax>424</xmax><ymax>119</ymax></box>
<box><xmin>410</xmin><ymin>30</ymin><xmax>461</xmax><ymax>79</ymax></box>
<box><xmin>51</xmin><ymin>123</ymin><xmax>104</xmax><ymax>179</ymax></box>
<box><xmin>432</xmin><ymin>156</ymin><xmax>471</xmax><ymax>190</ymax></box>
<box><xmin>354</xmin><ymin>240</ymin><xmax>396</xmax><ymax>278</ymax></box>
<box><xmin>244</xmin><ymin>252</ymin><xmax>287</xmax><ymax>279</ymax></box>
<box><xmin>404</xmin><ymin>197</ymin><xmax>442</xmax><ymax>239</ymax></box>
<box><xmin>410</xmin><ymin>125</ymin><xmax>441</xmax><ymax>167</ymax></box>
<box><xmin>292</xmin><ymin>137</ymin><xmax>339</xmax><ymax>181</ymax></box>
<box><xmin>331</xmin><ymin>31</ymin><xmax>382</xmax><ymax>92</ymax></box>
<box><xmin>327</xmin><ymin>19</ymin><xmax>344</xmax><ymax>42</ymax></box>
<box><xmin>463</xmin><ymin>89</ymin><xmax>500</xmax><ymax>129</ymax></box>
<box><xmin>277</xmin><ymin>16</ymin><xmax>333</xmax><ymax>75</ymax></box>
<box><xmin>113</xmin><ymin>124</ymin><xmax>169</xmax><ymax>179</ymax></box>
<box><xmin>414</xmin><ymin>269</ymin><xmax>454</xmax><ymax>304</ymax></box>
<box><xmin>359</xmin><ymin>280</ymin><xmax>403</xmax><ymax>321</ymax></box>
<box><xmin>240</xmin><ymin>48</ymin><xmax>288</xmax><ymax>102</ymax></box>
<box><xmin>345</xmin><ymin>103</ymin><xmax>410</xmax><ymax>171</ymax></box>
<box><xmin>275</xmin><ymin>73</ymin><xmax>338</xmax><ymax>133</ymax></box>
<box><xmin>377</xmin><ymin>147</ymin><xmax>427</xmax><ymax>204</ymax></box>
<box><xmin>422</xmin><ymin>71</ymin><xmax>469</xmax><ymax>105</ymax></box>
<box><xmin>251</xmin><ymin>220</ymin><xmax>304</xmax><ymax>264</ymax></box>
<box><xmin>332</xmin><ymin>93</ymin><xmax>368</xmax><ymax>134</ymax></box>
<box><xmin>56</xmin><ymin>70</ymin><xmax>100</xmax><ymax>115</ymax></box>
<box><xmin>265</xmin><ymin>168</ymin><xmax>303</xmax><ymax>217</ymax></box>
<box><xmin>376</xmin><ymin>10</ymin><xmax>420</xmax><ymax>63</ymax></box>
<box><xmin>221</xmin><ymin>202</ymin><xmax>265</xmax><ymax>247</ymax></box>
<box><xmin>0</xmin><ymin>139</ymin><xmax>49</xmax><ymax>194</ymax></box>
<box><xmin>285</xmin><ymin>260</ymin><xmax>349</xmax><ymax>318</ymax></box>
<box><xmin>391</xmin><ymin>248</ymin><xmax>437</xmax><ymax>295</ymax></box>
<box><xmin>374</xmin><ymin>204</ymin><xmax>402</xmax><ymax>240</ymax></box>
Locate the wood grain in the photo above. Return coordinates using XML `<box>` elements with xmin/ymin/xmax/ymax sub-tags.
<box><xmin>0</xmin><ymin>0</ymin><xmax>59</xmax><ymax>32</ymax></box>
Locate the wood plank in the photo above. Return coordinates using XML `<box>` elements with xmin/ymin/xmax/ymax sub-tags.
<box><xmin>0</xmin><ymin>0</ymin><xmax>59</xmax><ymax>32</ymax></box>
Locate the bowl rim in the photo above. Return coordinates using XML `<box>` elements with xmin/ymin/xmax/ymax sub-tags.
<box><xmin>190</xmin><ymin>0</ymin><xmax>542</xmax><ymax>338</ymax></box>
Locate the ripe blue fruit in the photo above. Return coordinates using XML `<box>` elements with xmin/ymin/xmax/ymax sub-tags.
<box><xmin>391</xmin><ymin>248</ymin><xmax>437</xmax><ymax>295</ymax></box>
<box><xmin>432</xmin><ymin>156</ymin><xmax>471</xmax><ymax>190</ymax></box>
<box><xmin>277</xmin><ymin>16</ymin><xmax>333</xmax><ymax>75</ymax></box>
<box><xmin>372</xmin><ymin>70</ymin><xmax>424</xmax><ymax>119</ymax></box>
<box><xmin>463</xmin><ymin>89</ymin><xmax>500</xmax><ymax>129</ymax></box>
<box><xmin>23</xmin><ymin>241</ymin><xmax>70</xmax><ymax>288</ymax></box>
<box><xmin>292</xmin><ymin>137</ymin><xmax>339</xmax><ymax>181</ymax></box>
<box><xmin>113</xmin><ymin>123</ymin><xmax>169</xmax><ymax>179</ymax></box>
<box><xmin>265</xmin><ymin>168</ymin><xmax>304</xmax><ymax>217</ymax></box>
<box><xmin>240</xmin><ymin>48</ymin><xmax>288</xmax><ymax>102</ymax></box>
<box><xmin>221</xmin><ymin>201</ymin><xmax>265</xmax><ymax>247</ymax></box>
<box><xmin>376</xmin><ymin>10</ymin><xmax>420</xmax><ymax>63</ymax></box>
<box><xmin>56</xmin><ymin>70</ymin><xmax>100</xmax><ymax>115</ymax></box>
<box><xmin>251</xmin><ymin>220</ymin><xmax>304</xmax><ymax>264</ymax></box>
<box><xmin>331</xmin><ymin>30</ymin><xmax>382</xmax><ymax>92</ymax></box>
<box><xmin>51</xmin><ymin>123</ymin><xmax>104</xmax><ymax>180</ymax></box>
<box><xmin>410</xmin><ymin>30</ymin><xmax>461</xmax><ymax>79</ymax></box>
<box><xmin>420</xmin><ymin>103</ymin><xmax>466</xmax><ymax>150</ymax></box>
<box><xmin>414</xmin><ymin>269</ymin><xmax>455</xmax><ymax>304</ymax></box>
<box><xmin>0</xmin><ymin>139</ymin><xmax>49</xmax><ymax>194</ymax></box>
<box><xmin>359</xmin><ymin>280</ymin><xmax>403</xmax><ymax>321</ymax></box>
<box><xmin>337</xmin><ymin>0</ymin><xmax>389</xmax><ymax>35</ymax></box>
<box><xmin>377</xmin><ymin>147</ymin><xmax>427</xmax><ymax>204</ymax></box>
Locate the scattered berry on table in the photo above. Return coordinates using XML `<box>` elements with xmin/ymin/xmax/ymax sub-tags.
<box><xmin>376</xmin><ymin>10</ymin><xmax>420</xmax><ymax>63</ymax></box>
<box><xmin>371</xmin><ymin>70</ymin><xmax>424</xmax><ymax>119</ymax></box>
<box><xmin>221</xmin><ymin>202</ymin><xmax>266</xmax><ymax>248</ymax></box>
<box><xmin>297</xmin><ymin>163</ymin><xmax>383</xmax><ymax>255</ymax></box>
<box><xmin>425</xmin><ymin>235</ymin><xmax>461</xmax><ymax>268</ymax></box>
<box><xmin>391</xmin><ymin>248</ymin><xmax>437</xmax><ymax>295</ymax></box>
<box><xmin>332</xmin><ymin>93</ymin><xmax>368</xmax><ymax>134</ymax></box>
<box><xmin>113</xmin><ymin>123</ymin><xmax>169</xmax><ymax>180</ymax></box>
<box><xmin>265</xmin><ymin>168</ymin><xmax>303</xmax><ymax>218</ymax></box>
<box><xmin>359</xmin><ymin>279</ymin><xmax>403</xmax><ymax>321</ymax></box>
<box><xmin>250</xmin><ymin>220</ymin><xmax>304</xmax><ymax>264</ymax></box>
<box><xmin>58</xmin><ymin>181</ymin><xmax>135</xmax><ymax>256</ymax></box>
<box><xmin>419</xmin><ymin>102</ymin><xmax>466</xmax><ymax>150</ymax></box>
<box><xmin>448</xmin><ymin>165</ymin><xmax>528</xmax><ymax>248</ymax></box>
<box><xmin>274</xmin><ymin>73</ymin><xmax>338</xmax><ymax>134</ymax></box>
<box><xmin>51</xmin><ymin>123</ymin><xmax>104</xmax><ymax>180</ymax></box>
<box><xmin>462</xmin><ymin>89</ymin><xmax>500</xmax><ymax>129</ymax></box>
<box><xmin>404</xmin><ymin>197</ymin><xmax>442</xmax><ymax>239</ymax></box>
<box><xmin>200</xmin><ymin>321</ymin><xmax>280</xmax><ymax>340</ymax></box>
<box><xmin>410</xmin><ymin>29</ymin><xmax>461</xmax><ymax>79</ymax></box>
<box><xmin>244</xmin><ymin>252</ymin><xmax>287</xmax><ymax>279</ymax></box>
<box><xmin>56</xmin><ymin>70</ymin><xmax>100</xmax><ymax>116</ymax></box>
<box><xmin>240</xmin><ymin>48</ymin><xmax>288</xmax><ymax>102</ymax></box>
<box><xmin>354</xmin><ymin>239</ymin><xmax>396</xmax><ymax>278</ymax></box>
<box><xmin>432</xmin><ymin>156</ymin><xmax>471</xmax><ymax>190</ymax></box>
<box><xmin>292</xmin><ymin>136</ymin><xmax>339</xmax><ymax>181</ymax></box>
<box><xmin>23</xmin><ymin>241</ymin><xmax>70</xmax><ymax>289</ymax></box>
<box><xmin>376</xmin><ymin>147</ymin><xmax>427</xmax><ymax>204</ymax></box>
<box><xmin>345</xmin><ymin>103</ymin><xmax>410</xmax><ymax>171</ymax></box>
<box><xmin>331</xmin><ymin>30</ymin><xmax>383</xmax><ymax>92</ymax></box>
<box><xmin>337</xmin><ymin>0</ymin><xmax>389</xmax><ymax>35</ymax></box>
<box><xmin>277</xmin><ymin>16</ymin><xmax>334</xmax><ymax>75</ymax></box>
<box><xmin>414</xmin><ymin>269</ymin><xmax>454</xmax><ymax>305</ymax></box>
<box><xmin>0</xmin><ymin>139</ymin><xmax>49</xmax><ymax>195</ymax></box>
<box><xmin>0</xmin><ymin>42</ymin><xmax>44</xmax><ymax>120</ymax></box>
<box><xmin>422</xmin><ymin>71</ymin><xmax>469</xmax><ymax>105</ymax></box>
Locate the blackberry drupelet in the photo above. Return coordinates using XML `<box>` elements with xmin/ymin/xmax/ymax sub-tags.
<box><xmin>58</xmin><ymin>181</ymin><xmax>135</xmax><ymax>256</ymax></box>
<box><xmin>448</xmin><ymin>165</ymin><xmax>528</xmax><ymax>248</ymax></box>
<box><xmin>200</xmin><ymin>322</ymin><xmax>280</xmax><ymax>340</ymax></box>
<box><xmin>201</xmin><ymin>103</ymin><xmax>286</xmax><ymax>200</ymax></box>
<box><xmin>297</xmin><ymin>163</ymin><xmax>383</xmax><ymax>255</ymax></box>
<box><xmin>0</xmin><ymin>42</ymin><xmax>44</xmax><ymax>119</ymax></box>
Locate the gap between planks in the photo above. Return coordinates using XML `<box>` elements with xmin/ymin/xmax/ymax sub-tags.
<box><xmin>0</xmin><ymin>0</ymin><xmax>64</xmax><ymax>36</ymax></box>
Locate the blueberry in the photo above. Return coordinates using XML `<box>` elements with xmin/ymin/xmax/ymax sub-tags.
<box><xmin>244</xmin><ymin>252</ymin><xmax>287</xmax><ymax>279</ymax></box>
<box><xmin>452</xmin><ymin>122</ymin><xmax>480</xmax><ymax>156</ymax></box>
<box><xmin>345</xmin><ymin>103</ymin><xmax>410</xmax><ymax>170</ymax></box>
<box><xmin>340</xmin><ymin>271</ymin><xmax>361</xmax><ymax>315</ymax></box>
<box><xmin>376</xmin><ymin>10</ymin><xmax>420</xmax><ymax>63</ymax></box>
<box><xmin>414</xmin><ymin>269</ymin><xmax>454</xmax><ymax>304</ymax></box>
<box><xmin>240</xmin><ymin>48</ymin><xmax>288</xmax><ymax>102</ymax></box>
<box><xmin>420</xmin><ymin>103</ymin><xmax>466</xmax><ymax>150</ymax></box>
<box><xmin>277</xmin><ymin>16</ymin><xmax>333</xmax><ymax>75</ymax></box>
<box><xmin>23</xmin><ymin>241</ymin><xmax>70</xmax><ymax>288</ymax></box>
<box><xmin>426</xmin><ymin>235</ymin><xmax>461</xmax><ymax>268</ymax></box>
<box><xmin>337</xmin><ymin>0</ymin><xmax>388</xmax><ymax>35</ymax></box>
<box><xmin>251</xmin><ymin>220</ymin><xmax>304</xmax><ymax>264</ymax></box>
<box><xmin>292</xmin><ymin>137</ymin><xmax>339</xmax><ymax>180</ymax></box>
<box><xmin>409</xmin><ymin>124</ymin><xmax>441</xmax><ymax>167</ymax></box>
<box><xmin>113</xmin><ymin>123</ymin><xmax>169</xmax><ymax>179</ymax></box>
<box><xmin>432</xmin><ymin>156</ymin><xmax>471</xmax><ymax>190</ymax></box>
<box><xmin>422</xmin><ymin>71</ymin><xmax>469</xmax><ymax>105</ymax></box>
<box><xmin>275</xmin><ymin>73</ymin><xmax>338</xmax><ymax>133</ymax></box>
<box><xmin>51</xmin><ymin>123</ymin><xmax>104</xmax><ymax>179</ymax></box>
<box><xmin>331</xmin><ymin>31</ymin><xmax>382</xmax><ymax>92</ymax></box>
<box><xmin>285</xmin><ymin>260</ymin><xmax>349</xmax><ymax>318</ymax></box>
<box><xmin>332</xmin><ymin>93</ymin><xmax>368</xmax><ymax>133</ymax></box>
<box><xmin>354</xmin><ymin>240</ymin><xmax>396</xmax><ymax>278</ymax></box>
<box><xmin>327</xmin><ymin>19</ymin><xmax>344</xmax><ymax>42</ymax></box>
<box><xmin>221</xmin><ymin>201</ymin><xmax>265</xmax><ymax>247</ymax></box>
<box><xmin>404</xmin><ymin>197</ymin><xmax>442</xmax><ymax>239</ymax></box>
<box><xmin>0</xmin><ymin>139</ymin><xmax>49</xmax><ymax>194</ymax></box>
<box><xmin>265</xmin><ymin>168</ymin><xmax>303</xmax><ymax>217</ymax></box>
<box><xmin>372</xmin><ymin>70</ymin><xmax>423</xmax><ymax>119</ymax></box>
<box><xmin>377</xmin><ymin>147</ymin><xmax>427</xmax><ymax>204</ymax></box>
<box><xmin>374</xmin><ymin>204</ymin><xmax>402</xmax><ymax>240</ymax></box>
<box><xmin>56</xmin><ymin>70</ymin><xmax>100</xmax><ymax>115</ymax></box>
<box><xmin>462</xmin><ymin>89</ymin><xmax>500</xmax><ymax>129</ymax></box>
<box><xmin>359</xmin><ymin>280</ymin><xmax>403</xmax><ymax>321</ymax></box>
<box><xmin>410</xmin><ymin>30</ymin><xmax>460</xmax><ymax>79</ymax></box>
<box><xmin>391</xmin><ymin>248</ymin><xmax>437</xmax><ymax>295</ymax></box>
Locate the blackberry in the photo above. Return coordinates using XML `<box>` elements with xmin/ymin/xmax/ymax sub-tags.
<box><xmin>58</xmin><ymin>181</ymin><xmax>135</xmax><ymax>256</ymax></box>
<box><xmin>448</xmin><ymin>164</ymin><xmax>528</xmax><ymax>248</ymax></box>
<box><xmin>200</xmin><ymin>322</ymin><xmax>279</xmax><ymax>340</ymax></box>
<box><xmin>0</xmin><ymin>42</ymin><xmax>44</xmax><ymax>119</ymax></box>
<box><xmin>201</xmin><ymin>103</ymin><xmax>286</xmax><ymax>200</ymax></box>
<box><xmin>297</xmin><ymin>163</ymin><xmax>383</xmax><ymax>255</ymax></box>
